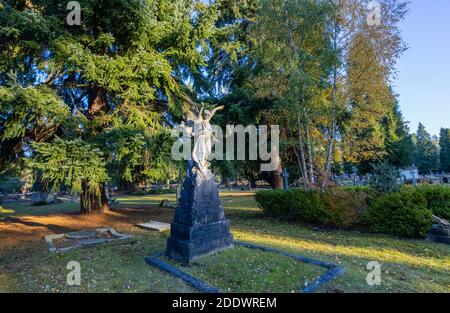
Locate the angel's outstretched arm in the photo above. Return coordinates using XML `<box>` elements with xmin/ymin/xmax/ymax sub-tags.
<box><xmin>198</xmin><ymin>104</ymin><xmax>204</xmax><ymax>118</ymax></box>
<box><xmin>206</xmin><ymin>105</ymin><xmax>225</xmax><ymax>121</ymax></box>
<box><xmin>179</xmin><ymin>92</ymin><xmax>201</xmax><ymax>117</ymax></box>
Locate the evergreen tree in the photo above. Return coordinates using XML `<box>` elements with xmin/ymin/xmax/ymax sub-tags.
<box><xmin>27</xmin><ymin>138</ymin><xmax>109</xmax><ymax>213</ymax></box>
<box><xmin>384</xmin><ymin>101</ymin><xmax>414</xmax><ymax>168</ymax></box>
<box><xmin>439</xmin><ymin>128</ymin><xmax>450</xmax><ymax>172</ymax></box>
<box><xmin>414</xmin><ymin>123</ymin><xmax>439</xmax><ymax>174</ymax></box>
<box><xmin>0</xmin><ymin>0</ymin><xmax>220</xmax><ymax>213</ymax></box>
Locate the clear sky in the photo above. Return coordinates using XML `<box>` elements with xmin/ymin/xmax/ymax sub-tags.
<box><xmin>394</xmin><ymin>0</ymin><xmax>450</xmax><ymax>137</ymax></box>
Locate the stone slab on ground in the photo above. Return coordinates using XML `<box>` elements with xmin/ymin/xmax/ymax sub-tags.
<box><xmin>44</xmin><ymin>228</ymin><xmax>133</xmax><ymax>253</ymax></box>
<box><xmin>426</xmin><ymin>233</ymin><xmax>450</xmax><ymax>245</ymax></box>
<box><xmin>137</xmin><ymin>221</ymin><xmax>171</xmax><ymax>232</ymax></box>
<box><xmin>427</xmin><ymin>215</ymin><xmax>450</xmax><ymax>245</ymax></box>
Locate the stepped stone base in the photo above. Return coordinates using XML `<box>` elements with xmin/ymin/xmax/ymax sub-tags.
<box><xmin>167</xmin><ymin>221</ymin><xmax>234</xmax><ymax>265</ymax></box>
<box><xmin>166</xmin><ymin>169</ymin><xmax>234</xmax><ymax>265</ymax></box>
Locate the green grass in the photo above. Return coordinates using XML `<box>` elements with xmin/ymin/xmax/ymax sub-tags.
<box><xmin>0</xmin><ymin>201</ymin><xmax>79</xmax><ymax>217</ymax></box>
<box><xmin>162</xmin><ymin>245</ymin><xmax>326</xmax><ymax>293</ymax></box>
<box><xmin>1</xmin><ymin>191</ymin><xmax>449</xmax><ymax>293</ymax></box>
<box><xmin>0</xmin><ymin>229</ymin><xmax>195</xmax><ymax>293</ymax></box>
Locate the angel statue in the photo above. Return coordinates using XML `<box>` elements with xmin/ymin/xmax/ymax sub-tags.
<box><xmin>179</xmin><ymin>95</ymin><xmax>224</xmax><ymax>177</ymax></box>
<box><xmin>167</xmin><ymin>95</ymin><xmax>233</xmax><ymax>265</ymax></box>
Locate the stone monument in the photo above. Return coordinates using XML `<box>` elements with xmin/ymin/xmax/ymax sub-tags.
<box><xmin>281</xmin><ymin>168</ymin><xmax>289</xmax><ymax>191</ymax></box>
<box><xmin>166</xmin><ymin>103</ymin><xmax>234</xmax><ymax>265</ymax></box>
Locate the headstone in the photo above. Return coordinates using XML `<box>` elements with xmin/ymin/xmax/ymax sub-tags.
<box><xmin>159</xmin><ymin>199</ymin><xmax>175</xmax><ymax>209</ymax></box>
<box><xmin>31</xmin><ymin>192</ymin><xmax>58</xmax><ymax>206</ymax></box>
<box><xmin>281</xmin><ymin>168</ymin><xmax>289</xmax><ymax>191</ymax></box>
<box><xmin>166</xmin><ymin>169</ymin><xmax>234</xmax><ymax>265</ymax></box>
<box><xmin>426</xmin><ymin>215</ymin><xmax>450</xmax><ymax>245</ymax></box>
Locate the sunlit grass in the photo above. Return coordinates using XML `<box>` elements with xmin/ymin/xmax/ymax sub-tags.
<box><xmin>233</xmin><ymin>230</ymin><xmax>449</xmax><ymax>271</ymax></box>
<box><xmin>230</xmin><ymin>218</ymin><xmax>450</xmax><ymax>293</ymax></box>
<box><xmin>0</xmin><ymin>206</ymin><xmax>15</xmax><ymax>214</ymax></box>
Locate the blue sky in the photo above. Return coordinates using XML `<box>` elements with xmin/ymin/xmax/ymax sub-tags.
<box><xmin>394</xmin><ymin>0</ymin><xmax>450</xmax><ymax>137</ymax></box>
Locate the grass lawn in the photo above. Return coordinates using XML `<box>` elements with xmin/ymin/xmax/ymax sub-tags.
<box><xmin>0</xmin><ymin>191</ymin><xmax>449</xmax><ymax>293</ymax></box>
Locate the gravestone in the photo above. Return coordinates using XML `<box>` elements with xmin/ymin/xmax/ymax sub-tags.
<box><xmin>427</xmin><ymin>215</ymin><xmax>450</xmax><ymax>245</ymax></box>
<box><xmin>166</xmin><ymin>170</ymin><xmax>234</xmax><ymax>265</ymax></box>
<box><xmin>31</xmin><ymin>192</ymin><xmax>60</xmax><ymax>206</ymax></box>
<box><xmin>281</xmin><ymin>168</ymin><xmax>289</xmax><ymax>191</ymax></box>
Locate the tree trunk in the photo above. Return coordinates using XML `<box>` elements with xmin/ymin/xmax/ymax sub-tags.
<box><xmin>80</xmin><ymin>182</ymin><xmax>110</xmax><ymax>214</ymax></box>
<box><xmin>297</xmin><ymin>115</ymin><xmax>309</xmax><ymax>185</ymax></box>
<box><xmin>304</xmin><ymin>114</ymin><xmax>315</xmax><ymax>185</ymax></box>
<box><xmin>324</xmin><ymin>19</ymin><xmax>339</xmax><ymax>182</ymax></box>
<box><xmin>269</xmin><ymin>163</ymin><xmax>283</xmax><ymax>189</ymax></box>
<box><xmin>88</xmin><ymin>86</ymin><xmax>108</xmax><ymax>119</ymax></box>
<box><xmin>80</xmin><ymin>86</ymin><xmax>110</xmax><ymax>214</ymax></box>
<box><xmin>247</xmin><ymin>174</ymin><xmax>256</xmax><ymax>189</ymax></box>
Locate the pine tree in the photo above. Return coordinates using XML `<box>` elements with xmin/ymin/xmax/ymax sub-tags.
<box><xmin>27</xmin><ymin>138</ymin><xmax>109</xmax><ymax>213</ymax></box>
<box><xmin>384</xmin><ymin>101</ymin><xmax>414</xmax><ymax>168</ymax></box>
<box><xmin>439</xmin><ymin>128</ymin><xmax>450</xmax><ymax>172</ymax></box>
<box><xmin>0</xmin><ymin>0</ymin><xmax>220</xmax><ymax>213</ymax></box>
<box><xmin>414</xmin><ymin>123</ymin><xmax>439</xmax><ymax>174</ymax></box>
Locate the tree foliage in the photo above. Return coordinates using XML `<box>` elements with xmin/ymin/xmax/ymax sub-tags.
<box><xmin>439</xmin><ymin>128</ymin><xmax>450</xmax><ymax>172</ymax></box>
<box><xmin>414</xmin><ymin>123</ymin><xmax>439</xmax><ymax>174</ymax></box>
<box><xmin>27</xmin><ymin>137</ymin><xmax>108</xmax><ymax>210</ymax></box>
<box><xmin>0</xmin><ymin>0</ymin><xmax>223</xmax><ymax>212</ymax></box>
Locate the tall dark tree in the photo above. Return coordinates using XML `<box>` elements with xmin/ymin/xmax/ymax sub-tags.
<box><xmin>414</xmin><ymin>123</ymin><xmax>439</xmax><ymax>174</ymax></box>
<box><xmin>384</xmin><ymin>101</ymin><xmax>414</xmax><ymax>168</ymax></box>
<box><xmin>439</xmin><ymin>128</ymin><xmax>450</xmax><ymax>172</ymax></box>
<box><xmin>0</xmin><ymin>0</ymin><xmax>220</xmax><ymax>213</ymax></box>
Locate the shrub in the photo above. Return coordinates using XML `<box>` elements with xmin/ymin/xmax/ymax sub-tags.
<box><xmin>411</xmin><ymin>185</ymin><xmax>450</xmax><ymax>220</ymax></box>
<box><xmin>255</xmin><ymin>188</ymin><xmax>366</xmax><ymax>229</ymax></box>
<box><xmin>364</xmin><ymin>189</ymin><xmax>432</xmax><ymax>238</ymax></box>
<box><xmin>0</xmin><ymin>177</ymin><xmax>21</xmax><ymax>194</ymax></box>
<box><xmin>256</xmin><ymin>187</ymin><xmax>435</xmax><ymax>237</ymax></box>
<box><xmin>255</xmin><ymin>189</ymin><xmax>324</xmax><ymax>222</ymax></box>
<box><xmin>341</xmin><ymin>186</ymin><xmax>373</xmax><ymax>193</ymax></box>
<box><xmin>320</xmin><ymin>189</ymin><xmax>367</xmax><ymax>229</ymax></box>
<box><xmin>369</xmin><ymin>162</ymin><xmax>400</xmax><ymax>194</ymax></box>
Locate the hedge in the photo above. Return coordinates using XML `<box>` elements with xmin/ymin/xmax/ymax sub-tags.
<box><xmin>364</xmin><ymin>189</ymin><xmax>432</xmax><ymax>238</ymax></box>
<box><xmin>255</xmin><ymin>187</ymin><xmax>440</xmax><ymax>238</ymax></box>
<box><xmin>409</xmin><ymin>185</ymin><xmax>450</xmax><ymax>220</ymax></box>
<box><xmin>255</xmin><ymin>189</ymin><xmax>366</xmax><ymax>229</ymax></box>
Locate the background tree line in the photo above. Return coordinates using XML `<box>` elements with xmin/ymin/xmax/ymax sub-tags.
<box><xmin>0</xmin><ymin>0</ymin><xmax>449</xmax><ymax>214</ymax></box>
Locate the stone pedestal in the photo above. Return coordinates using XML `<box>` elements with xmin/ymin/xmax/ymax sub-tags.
<box><xmin>166</xmin><ymin>170</ymin><xmax>234</xmax><ymax>265</ymax></box>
